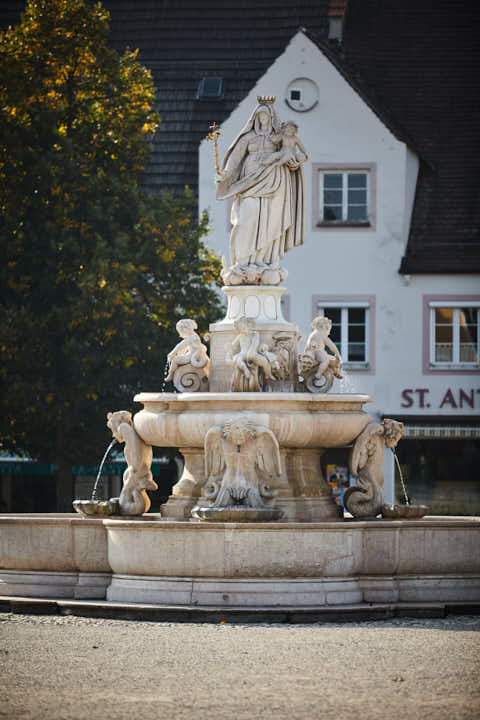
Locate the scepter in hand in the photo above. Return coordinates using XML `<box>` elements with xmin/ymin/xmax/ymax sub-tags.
<box><xmin>206</xmin><ymin>122</ymin><xmax>221</xmax><ymax>175</ymax></box>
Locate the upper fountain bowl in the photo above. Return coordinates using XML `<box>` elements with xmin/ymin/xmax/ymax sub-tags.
<box><xmin>133</xmin><ymin>392</ymin><xmax>372</xmax><ymax>449</ymax></box>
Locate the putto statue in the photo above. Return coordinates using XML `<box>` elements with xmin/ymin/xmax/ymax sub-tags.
<box><xmin>106</xmin><ymin>411</ymin><xmax>158</xmax><ymax>516</ymax></box>
<box><xmin>73</xmin><ymin>411</ymin><xmax>158</xmax><ymax>517</ymax></box>
<box><xmin>298</xmin><ymin>315</ymin><xmax>343</xmax><ymax>393</ymax></box>
<box><xmin>227</xmin><ymin>316</ymin><xmax>276</xmax><ymax>392</ymax></box>
<box><xmin>216</xmin><ymin>96</ymin><xmax>307</xmax><ymax>286</ymax></box>
<box><xmin>344</xmin><ymin>419</ymin><xmax>404</xmax><ymax>519</ymax></box>
<box><xmin>166</xmin><ymin>318</ymin><xmax>210</xmax><ymax>392</ymax></box>
<box><xmin>192</xmin><ymin>416</ymin><xmax>283</xmax><ymax>521</ymax></box>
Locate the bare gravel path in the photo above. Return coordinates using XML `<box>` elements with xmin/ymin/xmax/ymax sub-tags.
<box><xmin>1</xmin><ymin>613</ymin><xmax>479</xmax><ymax>720</ymax></box>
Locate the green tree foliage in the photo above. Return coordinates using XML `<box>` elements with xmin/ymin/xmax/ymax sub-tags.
<box><xmin>0</xmin><ymin>0</ymin><xmax>222</xmax><ymax>508</ymax></box>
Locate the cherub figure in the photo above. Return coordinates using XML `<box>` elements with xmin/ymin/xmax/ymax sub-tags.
<box><xmin>301</xmin><ymin>315</ymin><xmax>343</xmax><ymax>385</ymax></box>
<box><xmin>262</xmin><ymin>121</ymin><xmax>307</xmax><ymax>170</ymax></box>
<box><xmin>166</xmin><ymin>318</ymin><xmax>209</xmax><ymax>391</ymax></box>
<box><xmin>228</xmin><ymin>316</ymin><xmax>274</xmax><ymax>392</ymax></box>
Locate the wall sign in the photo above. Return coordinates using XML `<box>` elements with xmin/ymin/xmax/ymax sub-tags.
<box><xmin>401</xmin><ymin>387</ymin><xmax>480</xmax><ymax>410</ymax></box>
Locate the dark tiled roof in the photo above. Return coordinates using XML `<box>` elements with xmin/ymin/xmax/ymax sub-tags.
<box><xmin>2</xmin><ymin>0</ymin><xmax>479</xmax><ymax>273</ymax></box>
<box><xmin>102</xmin><ymin>0</ymin><xmax>329</xmax><ymax>192</ymax></box>
<box><xmin>341</xmin><ymin>0</ymin><xmax>480</xmax><ymax>273</ymax></box>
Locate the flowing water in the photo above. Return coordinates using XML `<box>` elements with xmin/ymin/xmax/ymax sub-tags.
<box><xmin>90</xmin><ymin>438</ymin><xmax>118</xmax><ymax>501</ymax></box>
<box><xmin>392</xmin><ymin>448</ymin><xmax>409</xmax><ymax>505</ymax></box>
<box><xmin>161</xmin><ymin>359</ymin><xmax>170</xmax><ymax>392</ymax></box>
<box><xmin>338</xmin><ymin>369</ymin><xmax>357</xmax><ymax>393</ymax></box>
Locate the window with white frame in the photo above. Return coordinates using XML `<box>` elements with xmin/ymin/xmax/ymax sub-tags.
<box><xmin>319</xmin><ymin>171</ymin><xmax>370</xmax><ymax>224</ymax></box>
<box><xmin>316</xmin><ymin>301</ymin><xmax>371</xmax><ymax>367</ymax></box>
<box><xmin>429</xmin><ymin>302</ymin><xmax>479</xmax><ymax>367</ymax></box>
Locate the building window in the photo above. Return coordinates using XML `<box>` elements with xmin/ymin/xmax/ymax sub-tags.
<box><xmin>312</xmin><ymin>164</ymin><xmax>376</xmax><ymax>230</ymax></box>
<box><xmin>321</xmin><ymin>171</ymin><xmax>369</xmax><ymax>224</ymax></box>
<box><xmin>313</xmin><ymin>296</ymin><xmax>375</xmax><ymax>371</ymax></box>
<box><xmin>429</xmin><ymin>302</ymin><xmax>479</xmax><ymax>368</ymax></box>
<box><xmin>285</xmin><ymin>78</ymin><xmax>319</xmax><ymax>113</ymax></box>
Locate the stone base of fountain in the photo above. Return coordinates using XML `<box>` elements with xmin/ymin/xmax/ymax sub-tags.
<box><xmin>1</xmin><ymin>514</ymin><xmax>479</xmax><ymax>607</ymax></box>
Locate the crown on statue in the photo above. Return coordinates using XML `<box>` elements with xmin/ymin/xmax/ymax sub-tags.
<box><xmin>257</xmin><ymin>95</ymin><xmax>276</xmax><ymax>105</ymax></box>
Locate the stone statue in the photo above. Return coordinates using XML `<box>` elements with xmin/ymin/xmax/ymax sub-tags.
<box><xmin>106</xmin><ymin>411</ymin><xmax>157</xmax><ymax>515</ymax></box>
<box><xmin>227</xmin><ymin>316</ymin><xmax>276</xmax><ymax>392</ymax></box>
<box><xmin>216</xmin><ymin>96</ymin><xmax>306</xmax><ymax>286</ymax></box>
<box><xmin>298</xmin><ymin>316</ymin><xmax>343</xmax><ymax>393</ymax></box>
<box><xmin>270</xmin><ymin>331</ymin><xmax>299</xmax><ymax>378</ymax></box>
<box><xmin>166</xmin><ymin>318</ymin><xmax>209</xmax><ymax>392</ymax></box>
<box><xmin>262</xmin><ymin>331</ymin><xmax>300</xmax><ymax>391</ymax></box>
<box><xmin>343</xmin><ymin>419</ymin><xmax>404</xmax><ymax>519</ymax></box>
<box><xmin>201</xmin><ymin>417</ymin><xmax>282</xmax><ymax>512</ymax></box>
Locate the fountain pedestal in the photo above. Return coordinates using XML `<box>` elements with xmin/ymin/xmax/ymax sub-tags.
<box><xmin>209</xmin><ymin>285</ymin><xmax>300</xmax><ymax>393</ymax></box>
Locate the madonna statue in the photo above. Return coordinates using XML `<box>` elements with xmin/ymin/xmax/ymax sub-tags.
<box><xmin>216</xmin><ymin>96</ymin><xmax>307</xmax><ymax>286</ymax></box>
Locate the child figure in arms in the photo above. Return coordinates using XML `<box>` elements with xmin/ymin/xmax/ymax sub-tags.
<box><xmin>304</xmin><ymin>316</ymin><xmax>343</xmax><ymax>381</ymax></box>
<box><xmin>262</xmin><ymin>120</ymin><xmax>307</xmax><ymax>169</ymax></box>
<box><xmin>166</xmin><ymin>318</ymin><xmax>209</xmax><ymax>382</ymax></box>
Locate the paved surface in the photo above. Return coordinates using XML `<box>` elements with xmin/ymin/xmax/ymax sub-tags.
<box><xmin>1</xmin><ymin>612</ymin><xmax>479</xmax><ymax>720</ymax></box>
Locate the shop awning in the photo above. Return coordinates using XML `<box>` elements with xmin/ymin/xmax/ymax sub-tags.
<box><xmin>403</xmin><ymin>425</ymin><xmax>480</xmax><ymax>439</ymax></box>
<box><xmin>0</xmin><ymin>458</ymin><xmax>171</xmax><ymax>476</ymax></box>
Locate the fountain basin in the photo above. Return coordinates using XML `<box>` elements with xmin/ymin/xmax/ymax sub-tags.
<box><xmin>133</xmin><ymin>392</ymin><xmax>372</xmax><ymax>449</ymax></box>
<box><xmin>132</xmin><ymin>392</ymin><xmax>372</xmax><ymax>522</ymax></box>
<box><xmin>73</xmin><ymin>499</ymin><xmax>120</xmax><ymax>517</ymax></box>
<box><xmin>1</xmin><ymin>514</ymin><xmax>479</xmax><ymax>606</ymax></box>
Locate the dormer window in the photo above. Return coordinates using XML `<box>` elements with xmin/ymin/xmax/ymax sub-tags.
<box><xmin>196</xmin><ymin>77</ymin><xmax>224</xmax><ymax>100</ymax></box>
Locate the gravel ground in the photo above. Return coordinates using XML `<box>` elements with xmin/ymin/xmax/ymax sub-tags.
<box><xmin>0</xmin><ymin>612</ymin><xmax>479</xmax><ymax>720</ymax></box>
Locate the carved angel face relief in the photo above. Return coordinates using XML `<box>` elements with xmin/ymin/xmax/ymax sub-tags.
<box><xmin>221</xmin><ymin>417</ymin><xmax>257</xmax><ymax>446</ymax></box>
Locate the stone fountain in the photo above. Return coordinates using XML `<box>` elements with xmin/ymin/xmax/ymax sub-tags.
<box><xmin>1</xmin><ymin>96</ymin><xmax>479</xmax><ymax>609</ymax></box>
<box><xmin>76</xmin><ymin>95</ymin><xmax>402</xmax><ymax>527</ymax></box>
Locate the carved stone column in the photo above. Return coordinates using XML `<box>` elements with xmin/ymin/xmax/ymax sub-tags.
<box><xmin>275</xmin><ymin>448</ymin><xmax>340</xmax><ymax>521</ymax></box>
<box><xmin>160</xmin><ymin>448</ymin><xmax>206</xmax><ymax>519</ymax></box>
